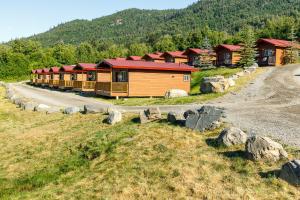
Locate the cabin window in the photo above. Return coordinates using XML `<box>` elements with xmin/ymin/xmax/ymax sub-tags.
<box><xmin>38</xmin><ymin>74</ymin><xmax>42</xmax><ymax>79</ymax></box>
<box><xmin>115</xmin><ymin>71</ymin><xmax>128</xmax><ymax>82</ymax></box>
<box><xmin>50</xmin><ymin>74</ymin><xmax>54</xmax><ymax>80</ymax></box>
<box><xmin>183</xmin><ymin>74</ymin><xmax>190</xmax><ymax>82</ymax></box>
<box><xmin>224</xmin><ymin>52</ymin><xmax>231</xmax><ymax>65</ymax></box>
<box><xmin>87</xmin><ymin>71</ymin><xmax>96</xmax><ymax>81</ymax></box>
<box><xmin>263</xmin><ymin>49</ymin><xmax>274</xmax><ymax>57</ymax></box>
<box><xmin>59</xmin><ymin>73</ymin><xmax>64</xmax><ymax>80</ymax></box>
<box><xmin>71</xmin><ymin>73</ymin><xmax>77</xmax><ymax>81</ymax></box>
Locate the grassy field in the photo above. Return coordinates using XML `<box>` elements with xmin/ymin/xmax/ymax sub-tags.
<box><xmin>0</xmin><ymin>87</ymin><xmax>299</xmax><ymax>199</ymax></box>
<box><xmin>103</xmin><ymin>68</ymin><xmax>252</xmax><ymax>106</ymax></box>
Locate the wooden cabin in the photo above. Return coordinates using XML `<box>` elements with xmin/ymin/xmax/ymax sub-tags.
<box><xmin>72</xmin><ymin>63</ymin><xmax>97</xmax><ymax>92</ymax></box>
<box><xmin>58</xmin><ymin>65</ymin><xmax>76</xmax><ymax>90</ymax></box>
<box><xmin>127</xmin><ymin>56</ymin><xmax>142</xmax><ymax>61</ymax></box>
<box><xmin>95</xmin><ymin>59</ymin><xmax>197</xmax><ymax>98</ymax></box>
<box><xmin>183</xmin><ymin>48</ymin><xmax>217</xmax><ymax>67</ymax></box>
<box><xmin>160</xmin><ymin>51</ymin><xmax>188</xmax><ymax>64</ymax></box>
<box><xmin>41</xmin><ymin>68</ymin><xmax>51</xmax><ymax>87</ymax></box>
<box><xmin>35</xmin><ymin>69</ymin><xmax>43</xmax><ymax>86</ymax></box>
<box><xmin>215</xmin><ymin>45</ymin><xmax>241</xmax><ymax>66</ymax></box>
<box><xmin>49</xmin><ymin>67</ymin><xmax>60</xmax><ymax>88</ymax></box>
<box><xmin>30</xmin><ymin>70</ymin><xmax>37</xmax><ymax>85</ymax></box>
<box><xmin>257</xmin><ymin>38</ymin><xmax>300</xmax><ymax>66</ymax></box>
<box><xmin>142</xmin><ymin>52</ymin><xmax>165</xmax><ymax>63</ymax></box>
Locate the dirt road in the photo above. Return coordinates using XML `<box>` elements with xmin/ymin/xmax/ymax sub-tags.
<box><xmin>9</xmin><ymin>64</ymin><xmax>300</xmax><ymax>146</ymax></box>
<box><xmin>210</xmin><ymin>64</ymin><xmax>300</xmax><ymax>147</ymax></box>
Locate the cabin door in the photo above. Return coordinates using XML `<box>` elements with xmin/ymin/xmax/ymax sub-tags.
<box><xmin>224</xmin><ymin>52</ymin><xmax>231</xmax><ymax>65</ymax></box>
<box><xmin>262</xmin><ymin>49</ymin><xmax>275</xmax><ymax>66</ymax></box>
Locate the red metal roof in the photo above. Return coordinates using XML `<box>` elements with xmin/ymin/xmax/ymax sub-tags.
<box><xmin>142</xmin><ymin>52</ymin><xmax>165</xmax><ymax>60</ymax></box>
<box><xmin>49</xmin><ymin>67</ymin><xmax>60</xmax><ymax>73</ymax></box>
<box><xmin>36</xmin><ymin>69</ymin><xmax>43</xmax><ymax>74</ymax></box>
<box><xmin>127</xmin><ymin>56</ymin><xmax>142</xmax><ymax>61</ymax></box>
<box><xmin>59</xmin><ymin>65</ymin><xmax>76</xmax><ymax>73</ymax></box>
<box><xmin>258</xmin><ymin>38</ymin><xmax>300</xmax><ymax>49</ymax></box>
<box><xmin>114</xmin><ymin>57</ymin><xmax>127</xmax><ymax>61</ymax></box>
<box><xmin>161</xmin><ymin>51</ymin><xmax>187</xmax><ymax>59</ymax></box>
<box><xmin>98</xmin><ymin>59</ymin><xmax>198</xmax><ymax>72</ymax></box>
<box><xmin>183</xmin><ymin>48</ymin><xmax>217</xmax><ymax>56</ymax></box>
<box><xmin>42</xmin><ymin>68</ymin><xmax>50</xmax><ymax>74</ymax></box>
<box><xmin>215</xmin><ymin>44</ymin><xmax>241</xmax><ymax>52</ymax></box>
<box><xmin>74</xmin><ymin>63</ymin><xmax>97</xmax><ymax>71</ymax></box>
<box><xmin>31</xmin><ymin>69</ymin><xmax>37</xmax><ymax>74</ymax></box>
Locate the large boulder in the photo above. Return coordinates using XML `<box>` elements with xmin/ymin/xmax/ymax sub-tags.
<box><xmin>243</xmin><ymin>70</ymin><xmax>251</xmax><ymax>76</ymax></box>
<box><xmin>64</xmin><ymin>107</ymin><xmax>82</xmax><ymax>115</ymax></box>
<box><xmin>167</xmin><ymin>111</ymin><xmax>185</xmax><ymax>125</ymax></box>
<box><xmin>227</xmin><ymin>78</ymin><xmax>236</xmax><ymax>87</ymax></box>
<box><xmin>244</xmin><ymin>66</ymin><xmax>257</xmax><ymax>73</ymax></box>
<box><xmin>83</xmin><ymin>104</ymin><xmax>107</xmax><ymax>114</ymax></box>
<box><xmin>245</xmin><ymin>136</ymin><xmax>288</xmax><ymax>161</ymax></box>
<box><xmin>279</xmin><ymin>160</ymin><xmax>300</xmax><ymax>186</ymax></box>
<box><xmin>140</xmin><ymin>107</ymin><xmax>162</xmax><ymax>124</ymax></box>
<box><xmin>34</xmin><ymin>104</ymin><xmax>60</xmax><ymax>114</ymax></box>
<box><xmin>200</xmin><ymin>76</ymin><xmax>229</xmax><ymax>93</ymax></box>
<box><xmin>236</xmin><ymin>72</ymin><xmax>245</xmax><ymax>77</ymax></box>
<box><xmin>13</xmin><ymin>98</ymin><xmax>26</xmax><ymax>107</ymax></box>
<box><xmin>217</xmin><ymin>127</ymin><xmax>247</xmax><ymax>146</ymax></box>
<box><xmin>165</xmin><ymin>89</ymin><xmax>188</xmax><ymax>98</ymax></box>
<box><xmin>107</xmin><ymin>110</ymin><xmax>122</xmax><ymax>125</ymax></box>
<box><xmin>185</xmin><ymin>106</ymin><xmax>224</xmax><ymax>132</ymax></box>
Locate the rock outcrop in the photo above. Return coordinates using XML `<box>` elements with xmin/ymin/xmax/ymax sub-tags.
<box><xmin>279</xmin><ymin>160</ymin><xmax>300</xmax><ymax>186</ymax></box>
<box><xmin>107</xmin><ymin>110</ymin><xmax>122</xmax><ymax>125</ymax></box>
<box><xmin>217</xmin><ymin>127</ymin><xmax>247</xmax><ymax>146</ymax></box>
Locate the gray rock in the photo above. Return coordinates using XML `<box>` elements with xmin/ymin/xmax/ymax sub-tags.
<box><xmin>107</xmin><ymin>110</ymin><xmax>122</xmax><ymax>125</ymax></box>
<box><xmin>34</xmin><ymin>104</ymin><xmax>60</xmax><ymax>114</ymax></box>
<box><xmin>244</xmin><ymin>66</ymin><xmax>257</xmax><ymax>73</ymax></box>
<box><xmin>243</xmin><ymin>70</ymin><xmax>251</xmax><ymax>76</ymax></box>
<box><xmin>245</xmin><ymin>136</ymin><xmax>288</xmax><ymax>161</ymax></box>
<box><xmin>83</xmin><ymin>104</ymin><xmax>107</xmax><ymax>114</ymax></box>
<box><xmin>139</xmin><ymin>107</ymin><xmax>162</xmax><ymax>124</ymax></box>
<box><xmin>185</xmin><ymin>106</ymin><xmax>224</xmax><ymax>132</ymax></box>
<box><xmin>64</xmin><ymin>107</ymin><xmax>81</xmax><ymax>115</ymax></box>
<box><xmin>236</xmin><ymin>72</ymin><xmax>245</xmax><ymax>77</ymax></box>
<box><xmin>183</xmin><ymin>109</ymin><xmax>198</xmax><ymax>119</ymax></box>
<box><xmin>201</xmin><ymin>76</ymin><xmax>230</xmax><ymax>93</ymax></box>
<box><xmin>229</xmin><ymin>74</ymin><xmax>239</xmax><ymax>80</ymax></box>
<box><xmin>167</xmin><ymin>111</ymin><xmax>185</xmax><ymax>125</ymax></box>
<box><xmin>279</xmin><ymin>160</ymin><xmax>300</xmax><ymax>186</ymax></box>
<box><xmin>21</xmin><ymin>101</ymin><xmax>37</xmax><ymax>111</ymax></box>
<box><xmin>13</xmin><ymin>98</ymin><xmax>25</xmax><ymax>107</ymax></box>
<box><xmin>165</xmin><ymin>89</ymin><xmax>188</xmax><ymax>98</ymax></box>
<box><xmin>217</xmin><ymin>127</ymin><xmax>247</xmax><ymax>146</ymax></box>
<box><xmin>227</xmin><ymin>78</ymin><xmax>236</xmax><ymax>87</ymax></box>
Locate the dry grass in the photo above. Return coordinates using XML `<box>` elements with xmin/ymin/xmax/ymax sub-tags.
<box><xmin>0</xmin><ymin>87</ymin><xmax>299</xmax><ymax>200</ymax></box>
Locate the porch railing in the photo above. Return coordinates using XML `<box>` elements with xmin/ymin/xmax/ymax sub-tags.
<box><xmin>59</xmin><ymin>80</ymin><xmax>74</xmax><ymax>88</ymax></box>
<box><xmin>36</xmin><ymin>79</ymin><xmax>43</xmax><ymax>84</ymax></box>
<box><xmin>96</xmin><ymin>82</ymin><xmax>128</xmax><ymax>93</ymax></box>
<box><xmin>49</xmin><ymin>80</ymin><xmax>59</xmax><ymax>86</ymax></box>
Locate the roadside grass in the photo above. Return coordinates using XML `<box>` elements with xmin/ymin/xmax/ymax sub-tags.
<box><xmin>106</xmin><ymin>68</ymin><xmax>262</xmax><ymax>106</ymax></box>
<box><xmin>0</xmin><ymin>87</ymin><xmax>299</xmax><ymax>199</ymax></box>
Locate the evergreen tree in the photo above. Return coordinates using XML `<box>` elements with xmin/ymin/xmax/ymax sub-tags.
<box><xmin>239</xmin><ymin>26</ymin><xmax>257</xmax><ymax>67</ymax></box>
<box><xmin>284</xmin><ymin>25</ymin><xmax>297</xmax><ymax>64</ymax></box>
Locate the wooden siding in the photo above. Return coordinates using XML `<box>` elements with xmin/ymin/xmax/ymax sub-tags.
<box><xmin>128</xmin><ymin>70</ymin><xmax>190</xmax><ymax>97</ymax></box>
<box><xmin>232</xmin><ymin>52</ymin><xmax>241</xmax><ymax>65</ymax></box>
<box><xmin>216</xmin><ymin>48</ymin><xmax>240</xmax><ymax>66</ymax></box>
<box><xmin>276</xmin><ymin>48</ymin><xmax>285</xmax><ymax>66</ymax></box>
<box><xmin>97</xmin><ymin>71</ymin><xmax>111</xmax><ymax>82</ymax></box>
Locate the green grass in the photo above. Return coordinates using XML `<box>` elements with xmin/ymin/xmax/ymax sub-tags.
<box><xmin>103</xmin><ymin>67</ymin><xmax>257</xmax><ymax>106</ymax></box>
<box><xmin>0</xmin><ymin>87</ymin><xmax>299</xmax><ymax>199</ymax></box>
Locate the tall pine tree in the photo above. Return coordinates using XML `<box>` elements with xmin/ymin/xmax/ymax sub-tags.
<box><xmin>284</xmin><ymin>25</ymin><xmax>297</xmax><ymax>64</ymax></box>
<box><xmin>239</xmin><ymin>26</ymin><xmax>257</xmax><ymax>67</ymax></box>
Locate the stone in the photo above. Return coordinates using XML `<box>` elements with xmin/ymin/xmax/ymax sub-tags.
<box><xmin>21</xmin><ymin>101</ymin><xmax>37</xmax><ymax>111</ymax></box>
<box><xmin>243</xmin><ymin>70</ymin><xmax>251</xmax><ymax>76</ymax></box>
<box><xmin>34</xmin><ymin>104</ymin><xmax>50</xmax><ymax>112</ymax></box>
<box><xmin>236</xmin><ymin>72</ymin><xmax>245</xmax><ymax>77</ymax></box>
<box><xmin>279</xmin><ymin>160</ymin><xmax>300</xmax><ymax>186</ymax></box>
<box><xmin>167</xmin><ymin>111</ymin><xmax>185</xmax><ymax>125</ymax></box>
<box><xmin>107</xmin><ymin>110</ymin><xmax>122</xmax><ymax>125</ymax></box>
<box><xmin>165</xmin><ymin>89</ymin><xmax>188</xmax><ymax>98</ymax></box>
<box><xmin>183</xmin><ymin>109</ymin><xmax>198</xmax><ymax>119</ymax></box>
<box><xmin>245</xmin><ymin>136</ymin><xmax>288</xmax><ymax>161</ymax></box>
<box><xmin>64</xmin><ymin>107</ymin><xmax>81</xmax><ymax>115</ymax></box>
<box><xmin>217</xmin><ymin>127</ymin><xmax>247</xmax><ymax>146</ymax></box>
<box><xmin>244</xmin><ymin>66</ymin><xmax>257</xmax><ymax>73</ymax></box>
<box><xmin>229</xmin><ymin>74</ymin><xmax>239</xmax><ymax>80</ymax></box>
<box><xmin>185</xmin><ymin>106</ymin><xmax>224</xmax><ymax>132</ymax></box>
<box><xmin>252</xmin><ymin>63</ymin><xmax>259</xmax><ymax>68</ymax></box>
<box><xmin>83</xmin><ymin>104</ymin><xmax>107</xmax><ymax>114</ymax></box>
<box><xmin>139</xmin><ymin>107</ymin><xmax>162</xmax><ymax>124</ymax></box>
<box><xmin>200</xmin><ymin>76</ymin><xmax>230</xmax><ymax>93</ymax></box>
<box><xmin>227</xmin><ymin>78</ymin><xmax>236</xmax><ymax>87</ymax></box>
<box><xmin>13</xmin><ymin>98</ymin><xmax>25</xmax><ymax>107</ymax></box>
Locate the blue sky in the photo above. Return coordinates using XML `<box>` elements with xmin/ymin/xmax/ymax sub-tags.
<box><xmin>0</xmin><ymin>0</ymin><xmax>198</xmax><ymax>42</ymax></box>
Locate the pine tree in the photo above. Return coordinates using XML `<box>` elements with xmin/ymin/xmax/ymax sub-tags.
<box><xmin>284</xmin><ymin>25</ymin><xmax>297</xmax><ymax>64</ymax></box>
<box><xmin>239</xmin><ymin>26</ymin><xmax>257</xmax><ymax>67</ymax></box>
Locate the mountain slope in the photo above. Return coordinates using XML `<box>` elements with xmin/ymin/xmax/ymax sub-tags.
<box><xmin>30</xmin><ymin>0</ymin><xmax>300</xmax><ymax>46</ymax></box>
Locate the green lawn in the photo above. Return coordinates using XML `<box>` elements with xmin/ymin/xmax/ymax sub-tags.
<box><xmin>102</xmin><ymin>67</ymin><xmax>256</xmax><ymax>106</ymax></box>
<box><xmin>0</xmin><ymin>87</ymin><xmax>299</xmax><ymax>199</ymax></box>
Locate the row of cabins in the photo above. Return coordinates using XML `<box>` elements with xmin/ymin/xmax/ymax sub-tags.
<box><xmin>31</xmin><ymin>60</ymin><xmax>197</xmax><ymax>98</ymax></box>
<box><xmin>31</xmin><ymin>38</ymin><xmax>300</xmax><ymax>98</ymax></box>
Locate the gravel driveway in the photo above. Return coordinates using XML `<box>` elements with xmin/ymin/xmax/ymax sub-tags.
<box><xmin>10</xmin><ymin>64</ymin><xmax>300</xmax><ymax>147</ymax></box>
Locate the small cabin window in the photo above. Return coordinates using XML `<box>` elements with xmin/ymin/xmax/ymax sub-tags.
<box><xmin>59</xmin><ymin>73</ymin><xmax>64</xmax><ymax>80</ymax></box>
<box><xmin>50</xmin><ymin>74</ymin><xmax>54</xmax><ymax>80</ymax></box>
<box><xmin>116</xmin><ymin>71</ymin><xmax>128</xmax><ymax>82</ymax></box>
<box><xmin>71</xmin><ymin>73</ymin><xmax>77</xmax><ymax>81</ymax></box>
<box><xmin>87</xmin><ymin>71</ymin><xmax>96</xmax><ymax>81</ymax></box>
<box><xmin>183</xmin><ymin>74</ymin><xmax>190</xmax><ymax>82</ymax></box>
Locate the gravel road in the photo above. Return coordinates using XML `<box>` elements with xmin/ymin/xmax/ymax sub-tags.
<box><xmin>9</xmin><ymin>64</ymin><xmax>300</xmax><ymax>147</ymax></box>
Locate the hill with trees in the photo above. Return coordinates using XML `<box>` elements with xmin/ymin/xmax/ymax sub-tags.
<box><xmin>29</xmin><ymin>0</ymin><xmax>300</xmax><ymax>46</ymax></box>
<box><xmin>0</xmin><ymin>0</ymin><xmax>300</xmax><ymax>81</ymax></box>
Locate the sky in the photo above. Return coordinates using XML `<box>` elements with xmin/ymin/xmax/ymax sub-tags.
<box><xmin>0</xmin><ymin>0</ymin><xmax>198</xmax><ymax>42</ymax></box>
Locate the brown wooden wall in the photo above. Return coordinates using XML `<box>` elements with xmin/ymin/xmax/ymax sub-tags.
<box><xmin>128</xmin><ymin>70</ymin><xmax>191</xmax><ymax>97</ymax></box>
<box><xmin>97</xmin><ymin>71</ymin><xmax>111</xmax><ymax>82</ymax></box>
<box><xmin>51</xmin><ymin>74</ymin><xmax>60</xmax><ymax>80</ymax></box>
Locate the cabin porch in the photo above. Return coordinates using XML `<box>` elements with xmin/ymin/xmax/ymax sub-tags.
<box><xmin>95</xmin><ymin>82</ymin><xmax>128</xmax><ymax>97</ymax></box>
<box><xmin>73</xmin><ymin>81</ymin><xmax>96</xmax><ymax>92</ymax></box>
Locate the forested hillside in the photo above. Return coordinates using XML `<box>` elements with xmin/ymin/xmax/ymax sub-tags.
<box><xmin>29</xmin><ymin>0</ymin><xmax>300</xmax><ymax>46</ymax></box>
<box><xmin>0</xmin><ymin>0</ymin><xmax>300</xmax><ymax>81</ymax></box>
